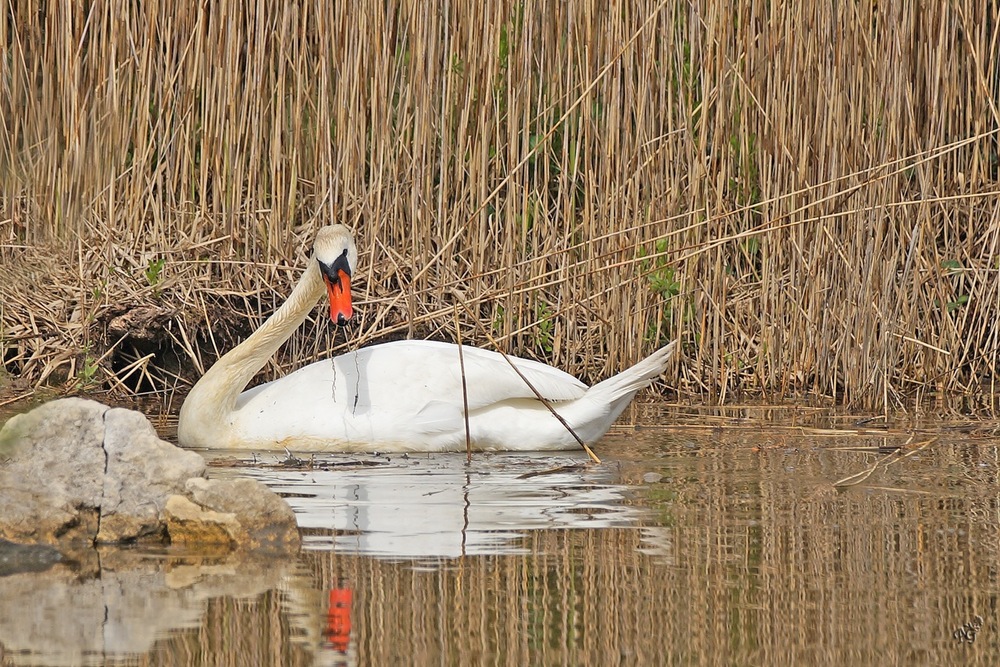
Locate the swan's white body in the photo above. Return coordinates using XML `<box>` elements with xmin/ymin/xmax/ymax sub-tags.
<box><xmin>178</xmin><ymin>226</ymin><xmax>676</xmax><ymax>452</ymax></box>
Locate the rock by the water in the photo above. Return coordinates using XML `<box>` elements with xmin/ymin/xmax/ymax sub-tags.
<box><xmin>164</xmin><ymin>495</ymin><xmax>244</xmax><ymax>547</ymax></box>
<box><xmin>100</xmin><ymin>407</ymin><xmax>206</xmax><ymax>543</ymax></box>
<box><xmin>182</xmin><ymin>478</ymin><xmax>301</xmax><ymax>550</ymax></box>
<box><xmin>0</xmin><ymin>398</ymin><xmax>106</xmax><ymax>543</ymax></box>
<box><xmin>0</xmin><ymin>398</ymin><xmax>299</xmax><ymax>552</ymax></box>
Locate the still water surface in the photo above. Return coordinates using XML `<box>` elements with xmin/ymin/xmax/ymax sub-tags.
<box><xmin>2</xmin><ymin>410</ymin><xmax>999</xmax><ymax>665</ymax></box>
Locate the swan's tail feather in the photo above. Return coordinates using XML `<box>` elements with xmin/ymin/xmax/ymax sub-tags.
<box><xmin>587</xmin><ymin>341</ymin><xmax>677</xmax><ymax>402</ymax></box>
<box><xmin>554</xmin><ymin>341</ymin><xmax>676</xmax><ymax>446</ymax></box>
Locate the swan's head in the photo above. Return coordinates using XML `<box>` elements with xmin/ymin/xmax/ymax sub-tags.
<box><xmin>314</xmin><ymin>225</ymin><xmax>358</xmax><ymax>326</ymax></box>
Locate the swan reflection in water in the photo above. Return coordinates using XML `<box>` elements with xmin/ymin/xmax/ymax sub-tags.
<box><xmin>0</xmin><ymin>451</ymin><xmax>658</xmax><ymax>665</ymax></box>
<box><xmin>217</xmin><ymin>450</ymin><xmax>645</xmax><ymax>560</ymax></box>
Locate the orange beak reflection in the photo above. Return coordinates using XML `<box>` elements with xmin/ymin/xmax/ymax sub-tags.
<box><xmin>324</xmin><ymin>271</ymin><xmax>353</xmax><ymax>326</ymax></box>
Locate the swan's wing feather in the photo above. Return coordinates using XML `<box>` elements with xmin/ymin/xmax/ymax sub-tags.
<box><xmin>458</xmin><ymin>347</ymin><xmax>587</xmax><ymax>403</ymax></box>
<box><xmin>363</xmin><ymin>340</ymin><xmax>587</xmax><ymax>408</ymax></box>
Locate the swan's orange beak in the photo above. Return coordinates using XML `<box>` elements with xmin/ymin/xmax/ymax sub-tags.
<box><xmin>319</xmin><ymin>253</ymin><xmax>353</xmax><ymax>326</ymax></box>
<box><xmin>324</xmin><ymin>271</ymin><xmax>352</xmax><ymax>326</ymax></box>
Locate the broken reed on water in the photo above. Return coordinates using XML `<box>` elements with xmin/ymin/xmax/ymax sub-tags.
<box><xmin>1</xmin><ymin>0</ymin><xmax>998</xmax><ymax>412</ymax></box>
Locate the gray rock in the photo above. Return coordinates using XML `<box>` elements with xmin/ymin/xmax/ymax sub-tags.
<box><xmin>182</xmin><ymin>478</ymin><xmax>302</xmax><ymax>551</ymax></box>
<box><xmin>99</xmin><ymin>407</ymin><xmax>206</xmax><ymax>543</ymax></box>
<box><xmin>164</xmin><ymin>494</ymin><xmax>243</xmax><ymax>547</ymax></box>
<box><xmin>0</xmin><ymin>398</ymin><xmax>107</xmax><ymax>544</ymax></box>
<box><xmin>0</xmin><ymin>398</ymin><xmax>299</xmax><ymax>552</ymax></box>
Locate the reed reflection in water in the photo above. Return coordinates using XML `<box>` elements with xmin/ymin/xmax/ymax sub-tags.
<box><xmin>2</xmin><ymin>428</ymin><xmax>998</xmax><ymax>665</ymax></box>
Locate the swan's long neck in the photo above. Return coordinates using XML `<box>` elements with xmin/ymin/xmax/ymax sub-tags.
<box><xmin>178</xmin><ymin>260</ymin><xmax>325</xmax><ymax>445</ymax></box>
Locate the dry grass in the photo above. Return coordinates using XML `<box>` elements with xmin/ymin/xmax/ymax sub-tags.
<box><xmin>1</xmin><ymin>0</ymin><xmax>998</xmax><ymax>411</ymax></box>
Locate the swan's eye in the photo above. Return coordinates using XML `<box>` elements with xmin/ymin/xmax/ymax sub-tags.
<box><xmin>318</xmin><ymin>250</ymin><xmax>352</xmax><ymax>285</ymax></box>
<box><xmin>332</xmin><ymin>250</ymin><xmax>352</xmax><ymax>279</ymax></box>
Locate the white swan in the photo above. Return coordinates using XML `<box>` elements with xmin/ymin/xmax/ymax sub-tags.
<box><xmin>177</xmin><ymin>225</ymin><xmax>676</xmax><ymax>452</ymax></box>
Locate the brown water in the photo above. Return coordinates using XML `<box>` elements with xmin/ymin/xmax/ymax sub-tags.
<box><xmin>2</xmin><ymin>409</ymin><xmax>999</xmax><ymax>665</ymax></box>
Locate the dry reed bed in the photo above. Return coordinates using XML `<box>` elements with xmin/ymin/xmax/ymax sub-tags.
<box><xmin>1</xmin><ymin>0</ymin><xmax>998</xmax><ymax>410</ymax></box>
